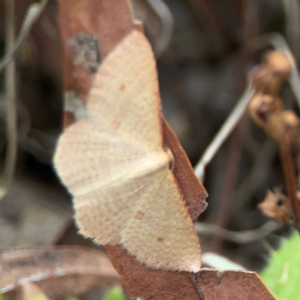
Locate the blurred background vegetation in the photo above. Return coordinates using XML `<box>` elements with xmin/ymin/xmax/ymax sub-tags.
<box><xmin>1</xmin><ymin>0</ymin><xmax>299</xmax><ymax>299</ymax></box>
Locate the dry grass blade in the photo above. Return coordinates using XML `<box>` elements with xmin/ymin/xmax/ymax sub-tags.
<box><xmin>194</xmin><ymin>84</ymin><xmax>255</xmax><ymax>181</ymax></box>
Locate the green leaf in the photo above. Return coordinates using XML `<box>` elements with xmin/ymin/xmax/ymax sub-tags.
<box><xmin>261</xmin><ymin>232</ymin><xmax>300</xmax><ymax>300</ymax></box>
<box><xmin>103</xmin><ymin>286</ymin><xmax>124</xmax><ymax>300</ymax></box>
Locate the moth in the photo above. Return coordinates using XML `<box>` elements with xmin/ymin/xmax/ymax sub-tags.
<box><xmin>54</xmin><ymin>30</ymin><xmax>201</xmax><ymax>272</ymax></box>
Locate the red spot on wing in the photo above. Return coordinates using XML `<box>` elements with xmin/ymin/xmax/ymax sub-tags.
<box><xmin>135</xmin><ymin>211</ymin><xmax>145</xmax><ymax>220</ymax></box>
<box><xmin>154</xmin><ymin>91</ymin><xmax>160</xmax><ymax>98</ymax></box>
<box><xmin>111</xmin><ymin>120</ymin><xmax>120</xmax><ymax>130</ymax></box>
<box><xmin>119</xmin><ymin>84</ymin><xmax>126</xmax><ymax>91</ymax></box>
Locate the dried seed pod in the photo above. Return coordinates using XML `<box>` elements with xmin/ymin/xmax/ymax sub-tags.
<box><xmin>251</xmin><ymin>50</ymin><xmax>291</xmax><ymax>95</ymax></box>
<box><xmin>248</xmin><ymin>93</ymin><xmax>282</xmax><ymax>129</ymax></box>
<box><xmin>252</xmin><ymin>66</ymin><xmax>283</xmax><ymax>96</ymax></box>
<box><xmin>269</xmin><ymin>110</ymin><xmax>300</xmax><ymax>147</ymax></box>
<box><xmin>248</xmin><ymin>94</ymin><xmax>299</xmax><ymax>146</ymax></box>
<box><xmin>274</xmin><ymin>110</ymin><xmax>300</xmax><ymax>146</ymax></box>
<box><xmin>264</xmin><ymin>50</ymin><xmax>292</xmax><ymax>81</ymax></box>
<box><xmin>259</xmin><ymin>189</ymin><xmax>293</xmax><ymax>224</ymax></box>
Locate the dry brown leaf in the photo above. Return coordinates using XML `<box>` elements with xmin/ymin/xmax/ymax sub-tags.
<box><xmin>0</xmin><ymin>246</ymin><xmax>120</xmax><ymax>300</ymax></box>
<box><xmin>54</xmin><ymin>29</ymin><xmax>202</xmax><ymax>273</ymax></box>
<box><xmin>198</xmin><ymin>268</ymin><xmax>277</xmax><ymax>300</ymax></box>
<box><xmin>57</xmin><ymin>0</ymin><xmax>207</xmax><ymax>298</ymax></box>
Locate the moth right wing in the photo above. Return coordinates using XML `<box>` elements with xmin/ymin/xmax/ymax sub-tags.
<box><xmin>74</xmin><ymin>168</ymin><xmax>164</xmax><ymax>245</ymax></box>
<box><xmin>121</xmin><ymin>168</ymin><xmax>201</xmax><ymax>272</ymax></box>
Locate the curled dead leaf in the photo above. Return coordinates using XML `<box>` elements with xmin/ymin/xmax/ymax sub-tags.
<box><xmin>248</xmin><ymin>93</ymin><xmax>282</xmax><ymax>129</ymax></box>
<box><xmin>248</xmin><ymin>93</ymin><xmax>300</xmax><ymax>146</ymax></box>
<box><xmin>0</xmin><ymin>246</ymin><xmax>120</xmax><ymax>300</ymax></box>
<box><xmin>258</xmin><ymin>188</ymin><xmax>294</xmax><ymax>224</ymax></box>
<box><xmin>267</xmin><ymin>110</ymin><xmax>300</xmax><ymax>147</ymax></box>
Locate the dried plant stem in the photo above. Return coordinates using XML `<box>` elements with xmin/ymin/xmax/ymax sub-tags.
<box><xmin>2</xmin><ymin>0</ymin><xmax>17</xmax><ymax>195</ymax></box>
<box><xmin>272</xmin><ymin>35</ymin><xmax>300</xmax><ymax>109</ymax></box>
<box><xmin>147</xmin><ymin>0</ymin><xmax>173</xmax><ymax>56</ymax></box>
<box><xmin>265</xmin><ymin>33</ymin><xmax>300</xmax><ymax>108</ymax></box>
<box><xmin>0</xmin><ymin>0</ymin><xmax>48</xmax><ymax>198</ymax></box>
<box><xmin>195</xmin><ymin>220</ymin><xmax>281</xmax><ymax>244</ymax></box>
<box><xmin>282</xmin><ymin>0</ymin><xmax>300</xmax><ymax>59</ymax></box>
<box><xmin>195</xmin><ymin>34</ymin><xmax>300</xmax><ymax>182</ymax></box>
<box><xmin>209</xmin><ymin>127</ymin><xmax>242</xmax><ymax>252</ymax></box>
<box><xmin>247</xmin><ymin>34</ymin><xmax>300</xmax><ymax>108</ymax></box>
<box><xmin>189</xmin><ymin>0</ymin><xmax>231</xmax><ymax>52</ymax></box>
<box><xmin>232</xmin><ymin>139</ymin><xmax>277</xmax><ymax>214</ymax></box>
<box><xmin>194</xmin><ymin>84</ymin><xmax>255</xmax><ymax>181</ymax></box>
<box><xmin>0</xmin><ymin>0</ymin><xmax>48</xmax><ymax>72</ymax></box>
<box><xmin>280</xmin><ymin>148</ymin><xmax>300</xmax><ymax>231</ymax></box>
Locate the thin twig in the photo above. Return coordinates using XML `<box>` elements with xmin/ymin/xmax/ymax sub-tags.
<box><xmin>232</xmin><ymin>139</ymin><xmax>277</xmax><ymax>214</ymax></box>
<box><xmin>282</xmin><ymin>0</ymin><xmax>300</xmax><ymax>59</ymax></box>
<box><xmin>0</xmin><ymin>0</ymin><xmax>48</xmax><ymax>72</ymax></box>
<box><xmin>195</xmin><ymin>220</ymin><xmax>282</xmax><ymax>244</ymax></box>
<box><xmin>194</xmin><ymin>84</ymin><xmax>255</xmax><ymax>181</ymax></box>
<box><xmin>270</xmin><ymin>34</ymin><xmax>300</xmax><ymax>109</ymax></box>
<box><xmin>209</xmin><ymin>127</ymin><xmax>242</xmax><ymax>252</ymax></box>
<box><xmin>2</xmin><ymin>0</ymin><xmax>17</xmax><ymax>198</ymax></box>
<box><xmin>194</xmin><ymin>34</ymin><xmax>300</xmax><ymax>182</ymax></box>
<box><xmin>280</xmin><ymin>148</ymin><xmax>300</xmax><ymax>231</ymax></box>
<box><xmin>147</xmin><ymin>0</ymin><xmax>173</xmax><ymax>57</ymax></box>
<box><xmin>189</xmin><ymin>0</ymin><xmax>232</xmax><ymax>52</ymax></box>
<box><xmin>0</xmin><ymin>0</ymin><xmax>48</xmax><ymax>199</ymax></box>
